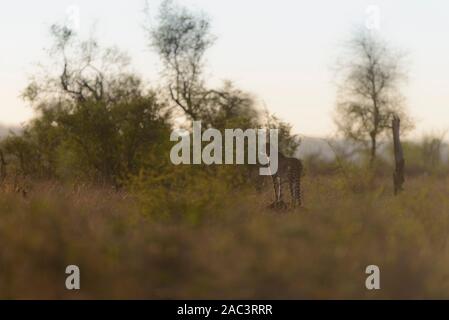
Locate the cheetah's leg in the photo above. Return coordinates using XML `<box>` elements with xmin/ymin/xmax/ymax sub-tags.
<box><xmin>272</xmin><ymin>175</ymin><xmax>281</xmax><ymax>203</ymax></box>
<box><xmin>288</xmin><ymin>172</ymin><xmax>296</xmax><ymax>207</ymax></box>
<box><xmin>296</xmin><ymin>178</ymin><xmax>302</xmax><ymax>207</ymax></box>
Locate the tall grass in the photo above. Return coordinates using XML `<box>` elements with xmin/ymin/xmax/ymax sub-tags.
<box><xmin>1</xmin><ymin>173</ymin><xmax>449</xmax><ymax>299</ymax></box>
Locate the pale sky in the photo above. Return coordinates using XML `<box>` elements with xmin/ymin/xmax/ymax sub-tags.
<box><xmin>1</xmin><ymin>0</ymin><xmax>448</xmax><ymax>138</ymax></box>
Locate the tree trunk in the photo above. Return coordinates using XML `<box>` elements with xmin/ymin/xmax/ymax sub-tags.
<box><xmin>392</xmin><ymin>116</ymin><xmax>405</xmax><ymax>195</ymax></box>
<box><xmin>0</xmin><ymin>149</ymin><xmax>6</xmax><ymax>183</ymax></box>
<box><xmin>370</xmin><ymin>99</ymin><xmax>380</xmax><ymax>166</ymax></box>
<box><xmin>370</xmin><ymin>131</ymin><xmax>377</xmax><ymax>166</ymax></box>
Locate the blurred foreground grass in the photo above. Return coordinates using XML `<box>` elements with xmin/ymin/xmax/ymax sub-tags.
<box><xmin>1</xmin><ymin>175</ymin><xmax>449</xmax><ymax>299</ymax></box>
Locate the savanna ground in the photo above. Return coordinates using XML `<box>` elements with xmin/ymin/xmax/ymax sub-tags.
<box><xmin>1</xmin><ymin>170</ymin><xmax>449</xmax><ymax>299</ymax></box>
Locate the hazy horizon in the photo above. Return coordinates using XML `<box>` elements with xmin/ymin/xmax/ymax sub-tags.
<box><xmin>1</xmin><ymin>0</ymin><xmax>448</xmax><ymax>139</ymax></box>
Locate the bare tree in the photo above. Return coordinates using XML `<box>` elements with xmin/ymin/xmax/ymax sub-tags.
<box><xmin>392</xmin><ymin>116</ymin><xmax>405</xmax><ymax>194</ymax></box>
<box><xmin>23</xmin><ymin>24</ymin><xmax>140</xmax><ymax>107</ymax></box>
<box><xmin>147</xmin><ymin>0</ymin><xmax>264</xmax><ymax>131</ymax></box>
<box><xmin>148</xmin><ymin>0</ymin><xmax>215</xmax><ymax>121</ymax></box>
<box><xmin>334</xmin><ymin>29</ymin><xmax>413</xmax><ymax>164</ymax></box>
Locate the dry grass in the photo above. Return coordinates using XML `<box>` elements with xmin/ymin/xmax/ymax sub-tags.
<box><xmin>1</xmin><ymin>175</ymin><xmax>449</xmax><ymax>299</ymax></box>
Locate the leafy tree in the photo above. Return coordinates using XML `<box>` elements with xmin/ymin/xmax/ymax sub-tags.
<box><xmin>334</xmin><ymin>29</ymin><xmax>413</xmax><ymax>164</ymax></box>
<box><xmin>5</xmin><ymin>24</ymin><xmax>172</xmax><ymax>187</ymax></box>
<box><xmin>264</xmin><ymin>112</ymin><xmax>301</xmax><ymax>157</ymax></box>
